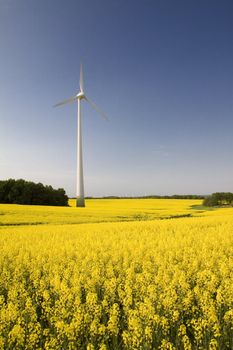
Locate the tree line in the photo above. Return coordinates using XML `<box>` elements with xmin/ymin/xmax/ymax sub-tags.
<box><xmin>98</xmin><ymin>195</ymin><xmax>206</xmax><ymax>199</ymax></box>
<box><xmin>0</xmin><ymin>179</ymin><xmax>68</xmax><ymax>206</ymax></box>
<box><xmin>203</xmin><ymin>192</ymin><xmax>233</xmax><ymax>207</ymax></box>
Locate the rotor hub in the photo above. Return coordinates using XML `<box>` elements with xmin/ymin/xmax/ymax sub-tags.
<box><xmin>77</xmin><ymin>92</ymin><xmax>85</xmax><ymax>100</ymax></box>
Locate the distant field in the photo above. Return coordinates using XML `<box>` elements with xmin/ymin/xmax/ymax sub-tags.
<box><xmin>0</xmin><ymin>198</ymin><xmax>222</xmax><ymax>226</ymax></box>
<box><xmin>0</xmin><ymin>199</ymin><xmax>232</xmax><ymax>349</ymax></box>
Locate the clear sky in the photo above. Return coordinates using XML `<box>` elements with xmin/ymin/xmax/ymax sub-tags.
<box><xmin>0</xmin><ymin>0</ymin><xmax>233</xmax><ymax>197</ymax></box>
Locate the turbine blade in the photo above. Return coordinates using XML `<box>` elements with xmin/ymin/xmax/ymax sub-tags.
<box><xmin>85</xmin><ymin>96</ymin><xmax>108</xmax><ymax>120</ymax></box>
<box><xmin>80</xmin><ymin>63</ymin><xmax>84</xmax><ymax>92</ymax></box>
<box><xmin>54</xmin><ymin>96</ymin><xmax>77</xmax><ymax>107</ymax></box>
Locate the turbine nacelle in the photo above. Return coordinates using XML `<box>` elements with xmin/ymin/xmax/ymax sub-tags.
<box><xmin>76</xmin><ymin>92</ymin><xmax>85</xmax><ymax>100</ymax></box>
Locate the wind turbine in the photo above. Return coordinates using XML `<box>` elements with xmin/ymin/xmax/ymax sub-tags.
<box><xmin>54</xmin><ymin>64</ymin><xmax>108</xmax><ymax>207</ymax></box>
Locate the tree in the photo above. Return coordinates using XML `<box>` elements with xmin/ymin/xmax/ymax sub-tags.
<box><xmin>0</xmin><ymin>179</ymin><xmax>69</xmax><ymax>206</ymax></box>
<box><xmin>203</xmin><ymin>192</ymin><xmax>233</xmax><ymax>207</ymax></box>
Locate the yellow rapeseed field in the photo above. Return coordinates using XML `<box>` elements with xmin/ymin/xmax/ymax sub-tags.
<box><xmin>0</xmin><ymin>199</ymin><xmax>232</xmax><ymax>349</ymax></box>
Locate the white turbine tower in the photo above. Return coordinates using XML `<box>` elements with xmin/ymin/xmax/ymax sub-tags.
<box><xmin>54</xmin><ymin>64</ymin><xmax>108</xmax><ymax>207</ymax></box>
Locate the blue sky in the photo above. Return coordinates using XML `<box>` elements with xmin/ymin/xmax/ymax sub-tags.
<box><xmin>0</xmin><ymin>0</ymin><xmax>233</xmax><ymax>196</ymax></box>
